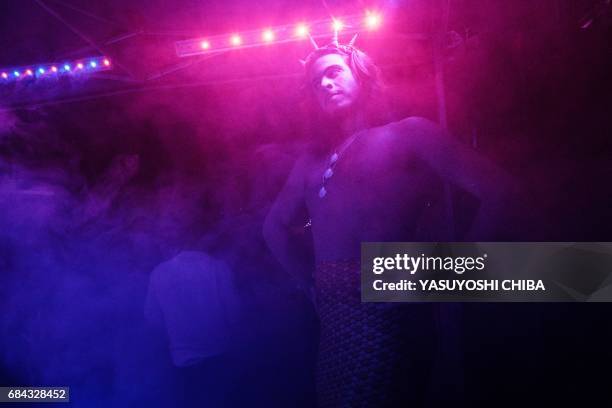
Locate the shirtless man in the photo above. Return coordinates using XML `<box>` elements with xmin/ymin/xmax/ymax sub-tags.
<box><xmin>264</xmin><ymin>35</ymin><xmax>511</xmax><ymax>407</ymax></box>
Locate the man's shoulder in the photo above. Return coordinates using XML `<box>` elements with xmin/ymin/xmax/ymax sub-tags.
<box><xmin>385</xmin><ymin>116</ymin><xmax>442</xmax><ymax>135</ymax></box>
<box><xmin>368</xmin><ymin>116</ymin><xmax>443</xmax><ymax>152</ymax></box>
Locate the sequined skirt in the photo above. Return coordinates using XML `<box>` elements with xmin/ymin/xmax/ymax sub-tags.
<box><xmin>314</xmin><ymin>260</ymin><xmax>436</xmax><ymax>408</ymax></box>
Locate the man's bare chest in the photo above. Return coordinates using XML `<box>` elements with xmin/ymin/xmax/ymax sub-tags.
<box><xmin>303</xmin><ymin>141</ymin><xmax>439</xmax><ymax>216</ymax></box>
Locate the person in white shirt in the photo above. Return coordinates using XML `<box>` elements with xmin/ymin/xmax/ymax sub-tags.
<box><xmin>145</xmin><ymin>247</ymin><xmax>242</xmax><ymax>407</ymax></box>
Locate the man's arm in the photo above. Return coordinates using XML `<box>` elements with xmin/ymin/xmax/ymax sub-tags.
<box><xmin>263</xmin><ymin>156</ymin><xmax>312</xmax><ymax>290</ymax></box>
<box><xmin>144</xmin><ymin>272</ymin><xmax>165</xmax><ymax>330</ymax></box>
<box><xmin>397</xmin><ymin>117</ymin><xmax>519</xmax><ymax>240</ymax></box>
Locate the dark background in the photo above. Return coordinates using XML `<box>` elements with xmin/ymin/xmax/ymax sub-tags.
<box><xmin>1</xmin><ymin>0</ymin><xmax>611</xmax><ymax>406</ymax></box>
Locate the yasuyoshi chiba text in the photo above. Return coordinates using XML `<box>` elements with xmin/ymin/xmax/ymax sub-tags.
<box><xmin>372</xmin><ymin>279</ymin><xmax>546</xmax><ymax>292</ymax></box>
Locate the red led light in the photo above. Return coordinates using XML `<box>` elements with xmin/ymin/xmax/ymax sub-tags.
<box><xmin>76</xmin><ymin>63</ymin><xmax>84</xmax><ymax>69</ymax></box>
<box><xmin>103</xmin><ymin>58</ymin><xmax>111</xmax><ymax>66</ymax></box>
<box><xmin>25</xmin><ymin>69</ymin><xmax>33</xmax><ymax>76</ymax></box>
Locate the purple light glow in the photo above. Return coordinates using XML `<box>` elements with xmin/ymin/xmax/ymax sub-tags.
<box><xmin>1</xmin><ymin>2</ymin><xmax>609</xmax><ymax>406</ymax></box>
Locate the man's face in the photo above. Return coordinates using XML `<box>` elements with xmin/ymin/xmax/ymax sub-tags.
<box><xmin>309</xmin><ymin>53</ymin><xmax>361</xmax><ymax>116</ymax></box>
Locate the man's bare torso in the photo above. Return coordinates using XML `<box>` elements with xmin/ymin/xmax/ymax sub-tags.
<box><xmin>300</xmin><ymin>119</ymin><xmax>444</xmax><ymax>262</ymax></box>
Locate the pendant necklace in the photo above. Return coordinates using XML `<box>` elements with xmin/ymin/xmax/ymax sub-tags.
<box><xmin>304</xmin><ymin>133</ymin><xmax>360</xmax><ymax>228</ymax></box>
<box><xmin>318</xmin><ymin>132</ymin><xmax>360</xmax><ymax>199</ymax></box>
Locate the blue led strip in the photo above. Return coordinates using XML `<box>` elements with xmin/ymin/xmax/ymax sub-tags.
<box><xmin>1</xmin><ymin>57</ymin><xmax>112</xmax><ymax>83</ymax></box>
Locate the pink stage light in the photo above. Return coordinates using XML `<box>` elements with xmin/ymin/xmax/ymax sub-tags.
<box><xmin>365</xmin><ymin>12</ymin><xmax>381</xmax><ymax>29</ymax></box>
<box><xmin>25</xmin><ymin>69</ymin><xmax>33</xmax><ymax>76</ymax></box>
<box><xmin>103</xmin><ymin>58</ymin><xmax>111</xmax><ymax>66</ymax></box>
<box><xmin>173</xmin><ymin>14</ymin><xmax>384</xmax><ymax>58</ymax></box>
<box><xmin>76</xmin><ymin>62</ymin><xmax>84</xmax><ymax>69</ymax></box>
<box><xmin>262</xmin><ymin>29</ymin><xmax>274</xmax><ymax>42</ymax></box>
<box><xmin>51</xmin><ymin>66</ymin><xmax>58</xmax><ymax>72</ymax></box>
<box><xmin>295</xmin><ymin>24</ymin><xmax>308</xmax><ymax>37</ymax></box>
<box><xmin>1</xmin><ymin>72</ymin><xmax>7</xmax><ymax>79</ymax></box>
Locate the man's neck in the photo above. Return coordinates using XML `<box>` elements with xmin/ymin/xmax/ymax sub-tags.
<box><xmin>327</xmin><ymin>110</ymin><xmax>367</xmax><ymax>149</ymax></box>
<box><xmin>341</xmin><ymin>111</ymin><xmax>367</xmax><ymax>137</ymax></box>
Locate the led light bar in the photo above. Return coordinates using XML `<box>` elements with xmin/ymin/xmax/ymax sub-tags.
<box><xmin>0</xmin><ymin>57</ymin><xmax>112</xmax><ymax>84</ymax></box>
<box><xmin>175</xmin><ymin>12</ymin><xmax>382</xmax><ymax>57</ymax></box>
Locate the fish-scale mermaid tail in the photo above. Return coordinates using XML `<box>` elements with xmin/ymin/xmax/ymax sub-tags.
<box><xmin>315</xmin><ymin>260</ymin><xmax>436</xmax><ymax>407</ymax></box>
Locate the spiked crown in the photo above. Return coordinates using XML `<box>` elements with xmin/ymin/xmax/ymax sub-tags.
<box><xmin>299</xmin><ymin>31</ymin><xmax>359</xmax><ymax>70</ymax></box>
